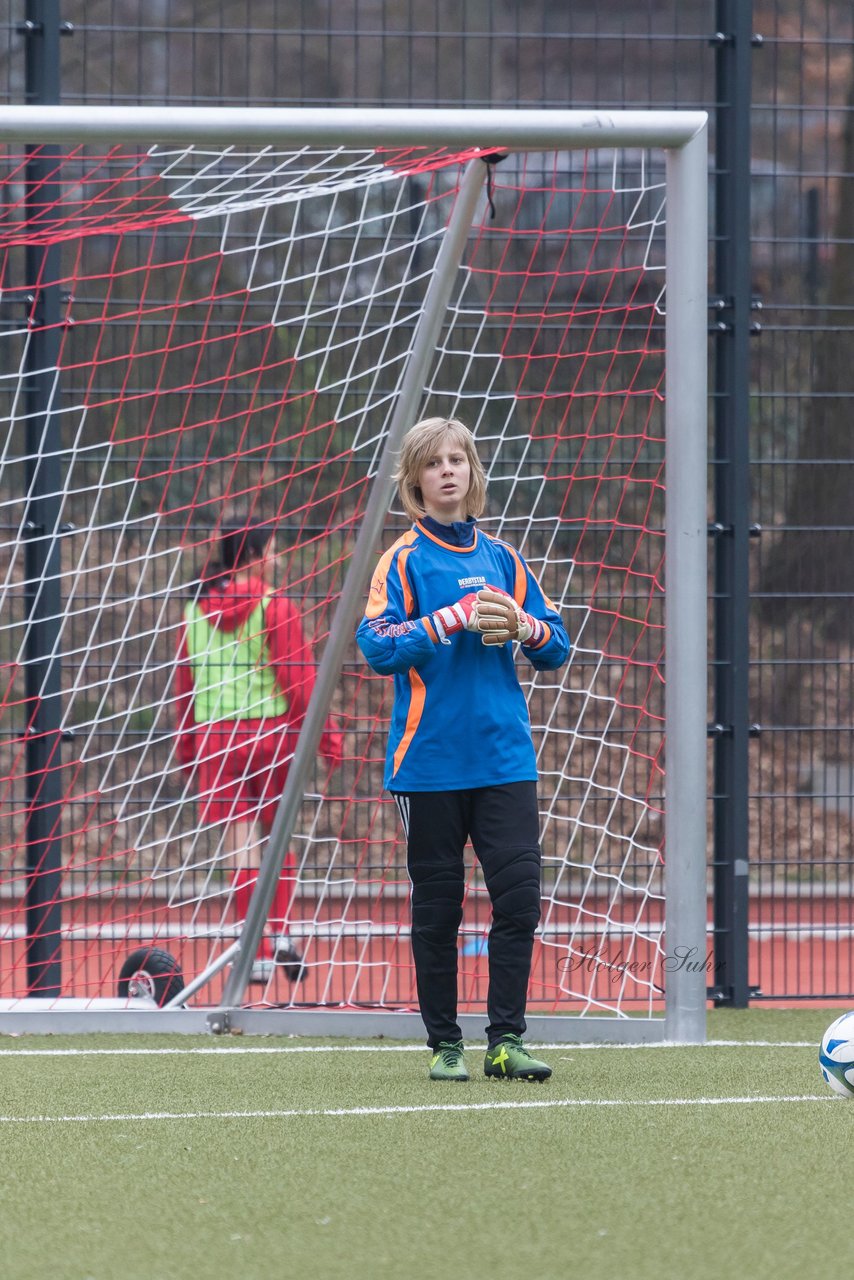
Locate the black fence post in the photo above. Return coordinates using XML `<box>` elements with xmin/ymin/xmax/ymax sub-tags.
<box><xmin>709</xmin><ymin>0</ymin><xmax>757</xmax><ymax>1007</ymax></box>
<box><xmin>22</xmin><ymin>0</ymin><xmax>65</xmax><ymax>996</ymax></box>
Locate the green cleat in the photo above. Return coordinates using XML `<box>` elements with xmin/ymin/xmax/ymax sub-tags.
<box><xmin>484</xmin><ymin>1034</ymin><xmax>552</xmax><ymax>1082</ymax></box>
<box><xmin>429</xmin><ymin>1039</ymin><xmax>469</xmax><ymax>1081</ymax></box>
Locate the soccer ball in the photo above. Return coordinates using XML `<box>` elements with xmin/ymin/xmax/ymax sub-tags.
<box><xmin>819</xmin><ymin>1012</ymin><xmax>854</xmax><ymax>1098</ymax></box>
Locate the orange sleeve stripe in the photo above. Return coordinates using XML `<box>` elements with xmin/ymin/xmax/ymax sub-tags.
<box><xmin>392</xmin><ymin>668</ymin><xmax>426</xmax><ymax>778</ymax></box>
<box><xmin>397</xmin><ymin>547</ymin><xmax>415</xmax><ymax>616</ymax></box>
<box><xmin>364</xmin><ymin>532</ymin><xmax>417</xmax><ymax>621</ymax></box>
<box><xmin>364</xmin><ymin>546</ymin><xmax>396</xmax><ymax>620</ymax></box>
<box><xmin>527</xmin><ymin>622</ymin><xmax>551</xmax><ymax>650</ymax></box>
<box><xmin>507</xmin><ymin>545</ymin><xmax>528</xmax><ymax>606</ymax></box>
<box><xmin>484</xmin><ymin>532</ymin><xmax>528</xmax><ymax>606</ymax></box>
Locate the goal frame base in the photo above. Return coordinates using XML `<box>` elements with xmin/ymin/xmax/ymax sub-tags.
<box><xmin>0</xmin><ymin>1004</ymin><xmax>687</xmax><ymax>1042</ymax></box>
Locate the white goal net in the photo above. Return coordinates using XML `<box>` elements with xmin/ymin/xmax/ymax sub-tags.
<box><xmin>0</xmin><ymin>110</ymin><xmax>708</xmax><ymax>1039</ymax></box>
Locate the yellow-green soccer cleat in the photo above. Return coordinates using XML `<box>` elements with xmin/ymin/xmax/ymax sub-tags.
<box><xmin>484</xmin><ymin>1034</ymin><xmax>552</xmax><ymax>1082</ymax></box>
<box><xmin>429</xmin><ymin>1039</ymin><xmax>470</xmax><ymax>1081</ymax></box>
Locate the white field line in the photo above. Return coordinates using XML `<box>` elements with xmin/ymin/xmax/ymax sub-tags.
<box><xmin>0</xmin><ymin>1095</ymin><xmax>838</xmax><ymax>1125</ymax></box>
<box><xmin>0</xmin><ymin>1038</ymin><xmax>820</xmax><ymax>1057</ymax></box>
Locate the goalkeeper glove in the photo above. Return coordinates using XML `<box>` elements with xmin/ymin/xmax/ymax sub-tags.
<box><xmin>473</xmin><ymin>586</ymin><xmax>518</xmax><ymax>645</ymax></box>
<box><xmin>475</xmin><ymin>586</ymin><xmax>546</xmax><ymax>647</ymax></box>
<box><xmin>430</xmin><ymin>592</ymin><xmax>480</xmax><ymax>644</ymax></box>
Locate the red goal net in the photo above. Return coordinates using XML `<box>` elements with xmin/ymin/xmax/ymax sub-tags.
<box><xmin>0</xmin><ymin>140</ymin><xmax>668</xmax><ymax>1018</ymax></box>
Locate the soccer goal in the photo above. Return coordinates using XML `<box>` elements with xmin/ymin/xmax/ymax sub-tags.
<box><xmin>0</xmin><ymin>106</ymin><xmax>708</xmax><ymax>1041</ymax></box>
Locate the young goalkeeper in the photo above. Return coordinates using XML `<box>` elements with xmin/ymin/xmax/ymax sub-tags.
<box><xmin>356</xmin><ymin>416</ymin><xmax>570</xmax><ymax>1081</ymax></box>
<box><xmin>174</xmin><ymin>514</ymin><xmax>343</xmax><ymax>984</ymax></box>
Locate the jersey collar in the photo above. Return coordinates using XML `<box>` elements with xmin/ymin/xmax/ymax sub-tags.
<box><xmin>416</xmin><ymin>517</ymin><xmax>480</xmax><ymax>553</ymax></box>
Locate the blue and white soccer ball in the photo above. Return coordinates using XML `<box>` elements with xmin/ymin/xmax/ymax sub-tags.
<box><xmin>819</xmin><ymin>1012</ymin><xmax>854</xmax><ymax>1098</ymax></box>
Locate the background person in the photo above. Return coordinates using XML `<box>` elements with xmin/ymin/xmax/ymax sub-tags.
<box><xmin>175</xmin><ymin>514</ymin><xmax>343</xmax><ymax>983</ymax></box>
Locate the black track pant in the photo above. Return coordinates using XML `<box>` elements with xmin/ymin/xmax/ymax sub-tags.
<box><xmin>393</xmin><ymin>781</ymin><xmax>541</xmax><ymax>1048</ymax></box>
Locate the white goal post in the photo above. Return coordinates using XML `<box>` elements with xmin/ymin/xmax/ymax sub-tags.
<box><xmin>0</xmin><ymin>106</ymin><xmax>708</xmax><ymax>1041</ymax></box>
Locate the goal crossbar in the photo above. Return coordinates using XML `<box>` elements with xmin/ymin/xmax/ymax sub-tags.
<box><xmin>0</xmin><ymin>104</ymin><xmax>707</xmax><ymax>150</ymax></box>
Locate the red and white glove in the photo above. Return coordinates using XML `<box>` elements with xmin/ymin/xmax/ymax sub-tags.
<box><xmin>514</xmin><ymin>609</ymin><xmax>546</xmax><ymax>647</ymax></box>
<box><xmin>430</xmin><ymin>592</ymin><xmax>480</xmax><ymax>644</ymax></box>
<box><xmin>475</xmin><ymin>585</ymin><xmax>546</xmax><ymax>647</ymax></box>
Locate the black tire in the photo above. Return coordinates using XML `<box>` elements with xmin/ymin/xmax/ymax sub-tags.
<box><xmin>117</xmin><ymin>947</ymin><xmax>185</xmax><ymax>1007</ymax></box>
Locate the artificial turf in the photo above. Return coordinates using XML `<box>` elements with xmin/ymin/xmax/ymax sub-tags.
<box><xmin>0</xmin><ymin>1007</ymin><xmax>849</xmax><ymax>1279</ymax></box>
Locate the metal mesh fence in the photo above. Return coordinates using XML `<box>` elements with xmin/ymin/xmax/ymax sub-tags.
<box><xmin>2</xmin><ymin>0</ymin><xmax>853</xmax><ymax>999</ymax></box>
<box><xmin>749</xmin><ymin>2</ymin><xmax>854</xmax><ymax>999</ymax></box>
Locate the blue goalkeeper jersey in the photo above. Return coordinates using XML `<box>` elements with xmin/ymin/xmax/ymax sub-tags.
<box><xmin>355</xmin><ymin>519</ymin><xmax>570</xmax><ymax>792</ymax></box>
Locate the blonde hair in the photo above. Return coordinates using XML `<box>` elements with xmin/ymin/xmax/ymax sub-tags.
<box><xmin>394</xmin><ymin>416</ymin><xmax>487</xmax><ymax>522</ymax></box>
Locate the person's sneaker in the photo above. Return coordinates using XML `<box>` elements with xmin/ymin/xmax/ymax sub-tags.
<box><xmin>484</xmin><ymin>1034</ymin><xmax>552</xmax><ymax>1082</ymax></box>
<box><xmin>247</xmin><ymin>940</ymin><xmax>305</xmax><ymax>985</ymax></box>
<box><xmin>429</xmin><ymin>1040</ymin><xmax>469</xmax><ymax>1082</ymax></box>
<box><xmin>249</xmin><ymin>956</ymin><xmax>275</xmax><ymax>984</ymax></box>
<box><xmin>273</xmin><ymin>935</ymin><xmax>306</xmax><ymax>984</ymax></box>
